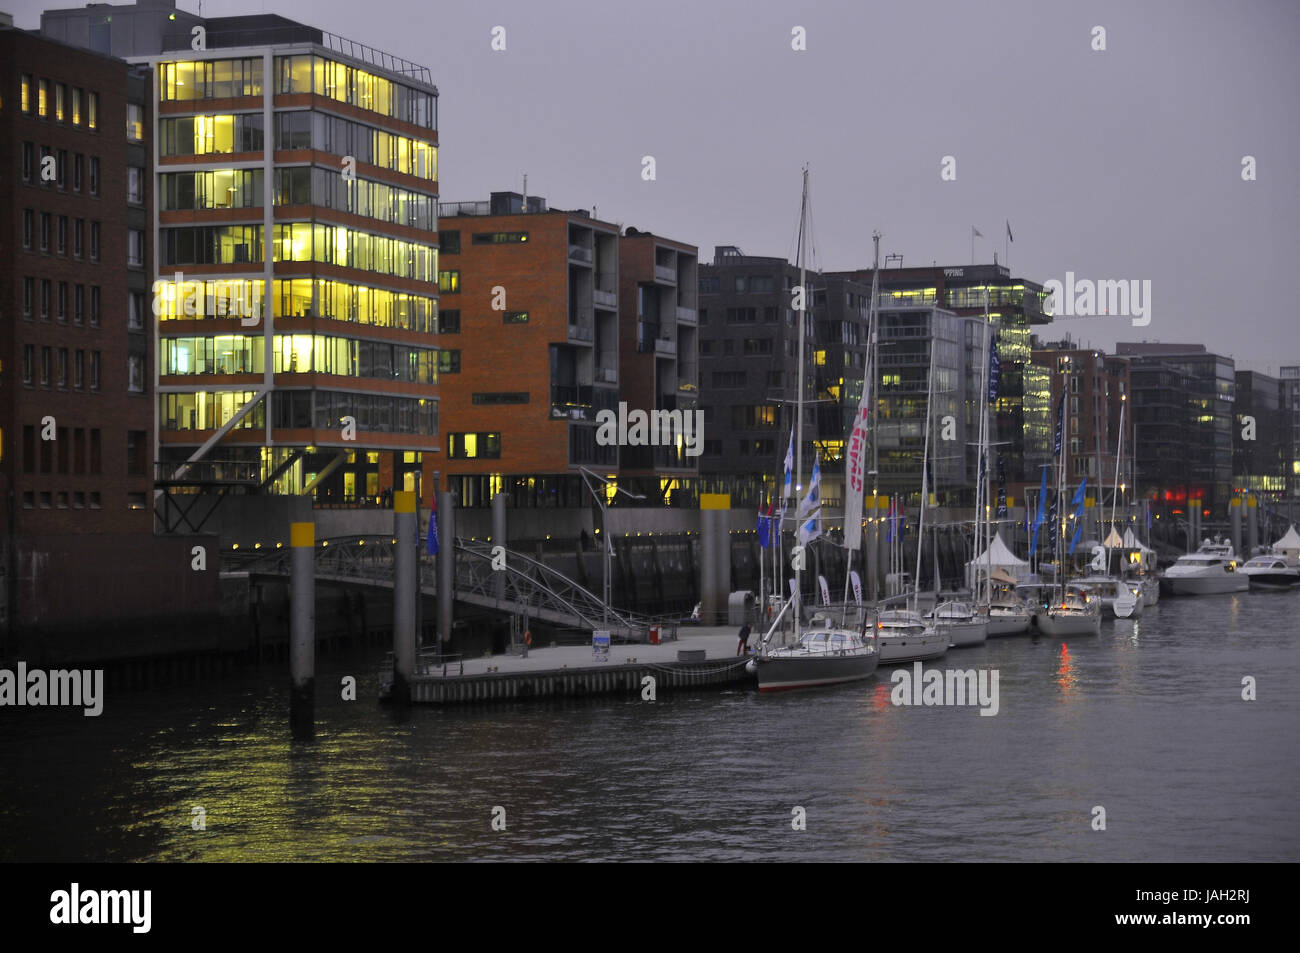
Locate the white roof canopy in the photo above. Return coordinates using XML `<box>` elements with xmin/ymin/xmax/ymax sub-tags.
<box><xmin>966</xmin><ymin>532</ymin><xmax>1029</xmax><ymax>588</ymax></box>
<box><xmin>1273</xmin><ymin>525</ymin><xmax>1300</xmax><ymax>553</ymax></box>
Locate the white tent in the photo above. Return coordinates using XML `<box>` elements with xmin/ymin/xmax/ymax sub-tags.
<box><xmin>966</xmin><ymin>532</ymin><xmax>1031</xmax><ymax>589</ymax></box>
<box><xmin>1103</xmin><ymin>526</ymin><xmax>1125</xmax><ymax>549</ymax></box>
<box><xmin>1271</xmin><ymin>525</ymin><xmax>1300</xmax><ymax>566</ymax></box>
<box><xmin>1122</xmin><ymin>528</ymin><xmax>1158</xmax><ymax>569</ymax></box>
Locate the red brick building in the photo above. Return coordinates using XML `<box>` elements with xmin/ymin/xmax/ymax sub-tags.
<box><xmin>435</xmin><ymin>192</ymin><xmax>621</xmax><ymax>507</ymax></box>
<box><xmin>1</xmin><ymin>23</ymin><xmax>215</xmax><ymax>650</ymax></box>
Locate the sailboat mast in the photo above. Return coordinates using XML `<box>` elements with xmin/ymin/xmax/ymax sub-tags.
<box><xmin>980</xmin><ymin>286</ymin><xmax>993</xmax><ymax>605</ymax></box>
<box><xmin>1108</xmin><ymin>399</ymin><xmax>1126</xmax><ymax>572</ymax></box>
<box><xmin>794</xmin><ymin>167</ymin><xmax>808</xmax><ymax>620</ymax></box>
<box><xmin>913</xmin><ymin>340</ymin><xmax>935</xmax><ymax>614</ymax></box>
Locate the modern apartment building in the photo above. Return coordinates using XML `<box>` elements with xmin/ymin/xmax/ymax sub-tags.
<box><xmin>1117</xmin><ymin>342</ymin><xmax>1235</xmax><ymax>520</ymax></box>
<box><xmin>1</xmin><ymin>20</ymin><xmax>214</xmax><ymax>644</ymax></box>
<box><xmin>1029</xmin><ymin>340</ymin><xmax>1134</xmax><ymax>499</ymax></box>
<box><xmin>830</xmin><ymin>262</ymin><xmax>1052</xmax><ymax>487</ymax></box>
<box><xmin>43</xmin><ymin>1</ymin><xmax>442</xmax><ymax>507</ymax></box>
<box><xmin>434</xmin><ymin>191</ymin><xmax>622</xmax><ymax>508</ymax></box>
<box><xmin>1233</xmin><ymin>370</ymin><xmax>1284</xmax><ymax>500</ymax></box>
<box><xmin>1281</xmin><ymin>366</ymin><xmax>1300</xmax><ymax>509</ymax></box>
<box><xmin>697</xmin><ymin>247</ymin><xmax>817</xmax><ymax>509</ymax></box>
<box><xmin>616</xmin><ymin>228</ymin><xmax>699</xmax><ymax>504</ymax></box>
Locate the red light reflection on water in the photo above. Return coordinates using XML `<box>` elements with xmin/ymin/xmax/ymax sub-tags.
<box><xmin>872</xmin><ymin>682</ymin><xmax>891</xmax><ymax>712</ymax></box>
<box><xmin>1056</xmin><ymin>642</ymin><xmax>1078</xmax><ymax>696</ymax></box>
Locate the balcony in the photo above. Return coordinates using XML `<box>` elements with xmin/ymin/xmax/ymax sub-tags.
<box><xmin>593</xmin><ymin>273</ymin><xmax>617</xmax><ymax>309</ymax></box>
<box><xmin>677</xmin><ymin>378</ymin><xmax>697</xmax><ymax>393</ymax></box>
<box><xmin>596</xmin><ymin>366</ymin><xmax>618</xmax><ymax>384</ymax></box>
<box><xmin>568</xmin><ymin>323</ymin><xmax>594</xmax><ymax>343</ymax></box>
<box><xmin>655</xmin><ymin>337</ymin><xmax>676</xmax><ymax>356</ymax></box>
<box><xmin>654</xmin><ymin>264</ymin><xmax>676</xmax><ymax>283</ymax></box>
<box><xmin>568</xmin><ymin>244</ymin><xmax>593</xmax><ymax>264</ymax></box>
<box><xmin>676</xmin><ymin>305</ymin><xmax>696</xmax><ymax>324</ymax></box>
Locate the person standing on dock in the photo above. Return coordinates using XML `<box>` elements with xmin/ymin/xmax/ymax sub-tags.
<box><xmin>736</xmin><ymin>623</ymin><xmax>752</xmax><ymax>656</ymax></box>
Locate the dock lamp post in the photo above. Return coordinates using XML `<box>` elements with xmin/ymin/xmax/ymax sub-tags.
<box><xmin>578</xmin><ymin>467</ymin><xmax>645</xmax><ymax>625</ymax></box>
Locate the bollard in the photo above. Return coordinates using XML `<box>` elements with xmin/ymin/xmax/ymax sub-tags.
<box><xmin>289</xmin><ymin>521</ymin><xmax>315</xmax><ymax>740</ymax></box>
<box><xmin>437</xmin><ymin>491</ymin><xmax>456</xmax><ymax>653</ymax></box>
<box><xmin>393</xmin><ymin>491</ymin><xmax>416</xmax><ymax>708</ymax></box>
<box><xmin>1246</xmin><ymin>495</ymin><xmax>1258</xmax><ymax>557</ymax></box>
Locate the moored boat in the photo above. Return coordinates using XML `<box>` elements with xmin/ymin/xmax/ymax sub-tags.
<box><xmin>1162</xmin><ymin>541</ymin><xmax>1249</xmax><ymax>595</ymax></box>
<box><xmin>926</xmin><ymin>600</ymin><xmax>989</xmax><ymax>646</ymax></box>
<box><xmin>1036</xmin><ymin>584</ymin><xmax>1102</xmax><ymax>637</ymax></box>
<box><xmin>1240</xmin><ymin>555</ymin><xmax>1300</xmax><ymax>589</ymax></box>
<box><xmin>875</xmin><ymin>609</ymin><xmax>950</xmax><ymax>663</ymax></box>
<box><xmin>751</xmin><ymin>625</ymin><xmax>880</xmax><ymax>691</ymax></box>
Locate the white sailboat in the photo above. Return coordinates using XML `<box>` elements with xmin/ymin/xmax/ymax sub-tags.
<box><xmin>1037</xmin><ymin>364</ymin><xmax>1100</xmax><ymax>637</ymax></box>
<box><xmin>752</xmin><ymin>169</ymin><xmax>879</xmax><ymax>691</ymax></box>
<box><xmin>876</xmin><ymin>317</ymin><xmax>950</xmax><ymax>663</ymax></box>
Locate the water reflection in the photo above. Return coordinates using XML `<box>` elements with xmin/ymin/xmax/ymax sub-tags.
<box><xmin>2</xmin><ymin>591</ymin><xmax>1299</xmax><ymax>861</ymax></box>
<box><xmin>1055</xmin><ymin>642</ymin><xmax>1078</xmax><ymax>696</ymax></box>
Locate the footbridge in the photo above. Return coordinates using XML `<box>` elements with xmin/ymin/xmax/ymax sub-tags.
<box><xmin>230</xmin><ymin>535</ymin><xmax>652</xmax><ymax>639</ymax></box>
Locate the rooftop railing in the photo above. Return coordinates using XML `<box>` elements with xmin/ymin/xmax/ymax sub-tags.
<box><xmin>163</xmin><ymin>26</ymin><xmax>434</xmax><ymax>86</ymax></box>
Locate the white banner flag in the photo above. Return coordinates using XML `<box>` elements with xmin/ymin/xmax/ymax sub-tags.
<box><xmin>850</xmin><ymin>570</ymin><xmax>863</xmax><ymax>606</ymax></box>
<box><xmin>818</xmin><ymin>574</ymin><xmax>831</xmax><ymax>607</ymax></box>
<box><xmin>843</xmin><ymin>389</ymin><xmax>871</xmax><ymax>552</ymax></box>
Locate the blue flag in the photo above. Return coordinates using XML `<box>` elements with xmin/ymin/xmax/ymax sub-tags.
<box><xmin>1147</xmin><ymin>506</ymin><xmax>1153</xmax><ymax>531</ymax></box>
<box><xmin>757</xmin><ymin>504</ymin><xmax>771</xmax><ymax>549</ymax></box>
<box><xmin>427</xmin><ymin>498</ymin><xmax>439</xmax><ymax>556</ymax></box>
<box><xmin>1069</xmin><ymin>521</ymin><xmax>1084</xmax><ymax>555</ymax></box>
<box><xmin>1072</xmin><ymin>477</ymin><xmax>1088</xmax><ymax>507</ymax></box>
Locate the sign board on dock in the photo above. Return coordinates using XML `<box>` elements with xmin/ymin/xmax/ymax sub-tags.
<box><xmin>592</xmin><ymin>630</ymin><xmax>610</xmax><ymax>661</ymax></box>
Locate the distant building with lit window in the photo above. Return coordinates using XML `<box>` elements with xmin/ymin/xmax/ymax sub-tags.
<box><xmin>42</xmin><ymin>1</ymin><xmax>441</xmax><ymax>507</ymax></box>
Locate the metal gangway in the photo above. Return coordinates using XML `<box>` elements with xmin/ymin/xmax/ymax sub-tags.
<box><xmin>231</xmin><ymin>535</ymin><xmax>652</xmax><ymax>640</ymax></box>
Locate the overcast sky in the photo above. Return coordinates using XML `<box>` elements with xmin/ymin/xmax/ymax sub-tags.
<box><xmin>10</xmin><ymin>0</ymin><xmax>1297</xmax><ymax>372</ymax></box>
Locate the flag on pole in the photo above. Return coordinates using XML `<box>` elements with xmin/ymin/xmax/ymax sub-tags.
<box><xmin>1048</xmin><ymin>497</ymin><xmax>1059</xmax><ymax>552</ymax></box>
<box><xmin>988</xmin><ymin>335</ymin><xmax>1001</xmax><ymax>403</ymax></box>
<box><xmin>818</xmin><ymin>575</ymin><xmax>831</xmax><ymax>607</ymax></box>
<box><xmin>781</xmin><ymin>430</ymin><xmax>794</xmax><ymax>510</ymax></box>
<box><xmin>995</xmin><ymin>455</ymin><xmax>1008</xmax><ymax>519</ymax></box>
<box><xmin>1072</xmin><ymin>477</ymin><xmax>1088</xmax><ymax>507</ymax></box>
<box><xmin>797</xmin><ymin>458</ymin><xmax>822</xmax><ymax>545</ymax></box>
<box><xmin>756</xmin><ymin>503</ymin><xmax>770</xmax><ymax>550</ymax></box>
<box><xmin>972</xmin><ymin>226</ymin><xmax>983</xmax><ymax>239</ymax></box>
<box><xmin>1006</xmin><ymin>220</ymin><xmax>1013</xmax><ymax>243</ymax></box>
<box><xmin>1053</xmin><ymin>390</ymin><xmax>1067</xmax><ymax>457</ymax></box>
<box><xmin>1069</xmin><ymin>521</ymin><xmax>1084</xmax><ymax>555</ymax></box>
<box><xmin>427</xmin><ymin>495</ymin><xmax>439</xmax><ymax>556</ymax></box>
<box><xmin>842</xmin><ymin>381</ymin><xmax>872</xmax><ymax>552</ymax></box>
<box><xmin>850</xmin><ymin>570</ymin><xmax>863</xmax><ymax>606</ymax></box>
<box><xmin>1030</xmin><ymin>466</ymin><xmax>1048</xmax><ymax>558</ymax></box>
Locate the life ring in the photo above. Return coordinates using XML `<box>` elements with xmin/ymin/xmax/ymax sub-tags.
<box><xmin>524</xmin><ymin>631</ymin><xmax>532</xmax><ymax>646</ymax></box>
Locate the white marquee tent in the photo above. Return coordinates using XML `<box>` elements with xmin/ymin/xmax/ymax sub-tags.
<box><xmin>966</xmin><ymin>532</ymin><xmax>1030</xmax><ymax>589</ymax></box>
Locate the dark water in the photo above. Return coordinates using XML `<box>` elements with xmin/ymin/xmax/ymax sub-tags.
<box><xmin>3</xmin><ymin>591</ymin><xmax>1298</xmax><ymax>862</ymax></box>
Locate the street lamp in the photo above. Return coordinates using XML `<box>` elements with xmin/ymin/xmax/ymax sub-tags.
<box><xmin>578</xmin><ymin>467</ymin><xmax>645</xmax><ymax>624</ymax></box>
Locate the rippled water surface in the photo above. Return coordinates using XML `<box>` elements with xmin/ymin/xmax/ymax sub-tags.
<box><xmin>2</xmin><ymin>591</ymin><xmax>1298</xmax><ymax>861</ymax></box>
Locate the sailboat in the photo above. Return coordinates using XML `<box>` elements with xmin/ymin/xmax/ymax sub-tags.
<box><xmin>930</xmin><ymin>287</ymin><xmax>1000</xmax><ymax>646</ymax></box>
<box><xmin>1072</xmin><ymin>397</ymin><xmax>1144</xmax><ymax>618</ymax></box>
<box><xmin>1036</xmin><ymin>365</ymin><xmax>1101</xmax><ymax>637</ymax></box>
<box><xmin>751</xmin><ymin>169</ymin><xmax>879</xmax><ymax>691</ymax></box>
<box><xmin>876</xmin><ymin>314</ymin><xmax>950</xmax><ymax>664</ymax></box>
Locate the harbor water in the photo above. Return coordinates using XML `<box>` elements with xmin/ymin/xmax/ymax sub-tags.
<box><xmin>2</xmin><ymin>590</ymin><xmax>1297</xmax><ymax>862</ymax></box>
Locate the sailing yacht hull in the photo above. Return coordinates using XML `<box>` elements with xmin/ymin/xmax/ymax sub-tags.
<box><xmin>1036</xmin><ymin>610</ymin><xmax>1101</xmax><ymax>637</ymax></box>
<box><xmin>754</xmin><ymin>652</ymin><xmax>880</xmax><ymax>692</ymax></box>
<box><xmin>986</xmin><ymin>610</ymin><xmax>1032</xmax><ymax>636</ymax></box>
<box><xmin>938</xmin><ymin>620</ymin><xmax>988</xmax><ymax>647</ymax></box>
<box><xmin>877</xmin><ymin>630</ymin><xmax>950</xmax><ymax>664</ymax></box>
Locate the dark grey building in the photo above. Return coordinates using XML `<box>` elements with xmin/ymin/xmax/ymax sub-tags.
<box><xmin>1118</xmin><ymin>342</ymin><xmax>1235</xmax><ymax>520</ymax></box>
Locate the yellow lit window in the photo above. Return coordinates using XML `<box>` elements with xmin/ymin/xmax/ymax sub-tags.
<box><xmin>38</xmin><ymin>79</ymin><xmax>49</xmax><ymax>117</ymax></box>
